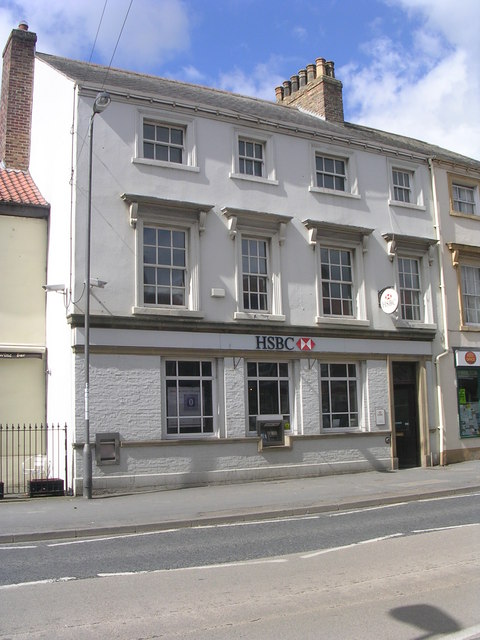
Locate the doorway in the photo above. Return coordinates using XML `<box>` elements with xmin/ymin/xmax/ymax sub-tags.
<box><xmin>392</xmin><ymin>362</ymin><xmax>420</xmax><ymax>468</ymax></box>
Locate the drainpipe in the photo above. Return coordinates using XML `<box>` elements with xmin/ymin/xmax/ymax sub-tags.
<box><xmin>428</xmin><ymin>156</ymin><xmax>449</xmax><ymax>466</ymax></box>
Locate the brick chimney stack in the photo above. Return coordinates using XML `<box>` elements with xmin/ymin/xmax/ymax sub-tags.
<box><xmin>0</xmin><ymin>22</ymin><xmax>37</xmax><ymax>170</ymax></box>
<box><xmin>275</xmin><ymin>57</ymin><xmax>344</xmax><ymax>123</ymax></box>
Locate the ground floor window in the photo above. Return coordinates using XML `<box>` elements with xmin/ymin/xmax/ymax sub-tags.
<box><xmin>320</xmin><ymin>363</ymin><xmax>359</xmax><ymax>429</ymax></box>
<box><xmin>247</xmin><ymin>361</ymin><xmax>290</xmax><ymax>432</ymax></box>
<box><xmin>165</xmin><ymin>360</ymin><xmax>214</xmax><ymax>435</ymax></box>
<box><xmin>457</xmin><ymin>367</ymin><xmax>480</xmax><ymax>437</ymax></box>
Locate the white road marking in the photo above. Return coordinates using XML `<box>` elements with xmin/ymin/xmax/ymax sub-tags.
<box><xmin>98</xmin><ymin>557</ymin><xmax>287</xmax><ymax>578</ymax></box>
<box><xmin>301</xmin><ymin>533</ymin><xmax>404</xmax><ymax>559</ymax></box>
<box><xmin>413</xmin><ymin>522</ymin><xmax>480</xmax><ymax>534</ymax></box>
<box><xmin>0</xmin><ymin>545</ymin><xmax>37</xmax><ymax>550</ymax></box>
<box><xmin>0</xmin><ymin>576</ymin><xmax>77</xmax><ymax>590</ymax></box>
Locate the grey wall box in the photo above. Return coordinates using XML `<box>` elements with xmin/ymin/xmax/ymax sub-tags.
<box><xmin>95</xmin><ymin>432</ymin><xmax>120</xmax><ymax>465</ymax></box>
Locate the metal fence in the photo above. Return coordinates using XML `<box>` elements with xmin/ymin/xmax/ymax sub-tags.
<box><xmin>0</xmin><ymin>423</ymin><xmax>68</xmax><ymax>495</ymax></box>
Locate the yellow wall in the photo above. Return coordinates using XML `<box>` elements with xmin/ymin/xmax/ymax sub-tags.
<box><xmin>0</xmin><ymin>356</ymin><xmax>45</xmax><ymax>423</ymax></box>
<box><xmin>0</xmin><ymin>215</ymin><xmax>47</xmax><ymax>345</ymax></box>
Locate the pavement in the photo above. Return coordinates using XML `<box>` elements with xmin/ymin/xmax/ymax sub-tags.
<box><xmin>0</xmin><ymin>460</ymin><xmax>479</xmax><ymax>543</ymax></box>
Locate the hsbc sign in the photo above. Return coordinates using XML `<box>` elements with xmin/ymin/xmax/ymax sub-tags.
<box><xmin>255</xmin><ymin>336</ymin><xmax>316</xmax><ymax>351</ymax></box>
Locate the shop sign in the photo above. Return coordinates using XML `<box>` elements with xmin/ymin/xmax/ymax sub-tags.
<box><xmin>255</xmin><ymin>336</ymin><xmax>316</xmax><ymax>351</ymax></box>
<box><xmin>455</xmin><ymin>350</ymin><xmax>480</xmax><ymax>367</ymax></box>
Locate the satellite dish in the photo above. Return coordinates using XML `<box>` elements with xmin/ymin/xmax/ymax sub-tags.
<box><xmin>380</xmin><ymin>288</ymin><xmax>399</xmax><ymax>314</ymax></box>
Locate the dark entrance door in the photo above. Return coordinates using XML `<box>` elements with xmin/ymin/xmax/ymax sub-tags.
<box><xmin>393</xmin><ymin>362</ymin><xmax>420</xmax><ymax>468</ymax></box>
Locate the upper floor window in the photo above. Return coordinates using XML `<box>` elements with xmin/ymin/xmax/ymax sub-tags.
<box><xmin>388</xmin><ymin>160</ymin><xmax>425</xmax><ymax>209</ymax></box>
<box><xmin>383</xmin><ymin>232</ymin><xmax>437</xmax><ymax>327</ymax></box>
<box><xmin>133</xmin><ymin>110</ymin><xmax>199</xmax><ymax>172</ymax></box>
<box><xmin>242</xmin><ymin>237</ymin><xmax>268</xmax><ymax>311</ymax></box>
<box><xmin>304</xmin><ymin>220</ymin><xmax>372</xmax><ymax>327</ymax></box>
<box><xmin>448</xmin><ymin>174</ymin><xmax>480</xmax><ymax>218</ymax></box>
<box><xmin>230</xmin><ymin>129</ymin><xmax>278</xmax><ymax>185</ymax></box>
<box><xmin>143</xmin><ymin>227</ymin><xmax>186</xmax><ymax>306</ymax></box>
<box><xmin>143</xmin><ymin>122</ymin><xmax>185</xmax><ymax>164</ymax></box>
<box><xmin>238</xmin><ymin>138</ymin><xmax>264</xmax><ymax>177</ymax></box>
<box><xmin>392</xmin><ymin>169</ymin><xmax>412</xmax><ymax>203</ymax></box>
<box><xmin>123</xmin><ymin>194</ymin><xmax>212</xmax><ymax>318</ymax></box>
<box><xmin>453</xmin><ymin>184</ymin><xmax>476</xmax><ymax>216</ymax></box>
<box><xmin>320</xmin><ymin>363</ymin><xmax>359</xmax><ymax>430</ymax></box>
<box><xmin>309</xmin><ymin>144</ymin><xmax>359</xmax><ymax>199</ymax></box>
<box><xmin>315</xmin><ymin>155</ymin><xmax>346</xmax><ymax>192</ymax></box>
<box><xmin>398</xmin><ymin>256</ymin><xmax>421</xmax><ymax>321</ymax></box>
<box><xmin>320</xmin><ymin>246</ymin><xmax>353</xmax><ymax>317</ymax></box>
<box><xmin>461</xmin><ymin>265</ymin><xmax>480</xmax><ymax>325</ymax></box>
<box><xmin>222</xmin><ymin>206</ymin><xmax>291</xmax><ymax>322</ymax></box>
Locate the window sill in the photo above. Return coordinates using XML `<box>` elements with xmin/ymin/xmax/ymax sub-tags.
<box><xmin>133</xmin><ymin>306</ymin><xmax>204</xmax><ymax>318</ymax></box>
<box><xmin>450</xmin><ymin>210</ymin><xmax>479</xmax><ymax>221</ymax></box>
<box><xmin>460</xmin><ymin>324</ymin><xmax>480</xmax><ymax>332</ymax></box>
<box><xmin>388</xmin><ymin>199</ymin><xmax>426</xmax><ymax>211</ymax></box>
<box><xmin>315</xmin><ymin>316</ymin><xmax>370</xmax><ymax>327</ymax></box>
<box><xmin>392</xmin><ymin>319</ymin><xmax>437</xmax><ymax>331</ymax></box>
<box><xmin>309</xmin><ymin>186</ymin><xmax>361</xmax><ymax>199</ymax></box>
<box><xmin>132</xmin><ymin>157</ymin><xmax>200</xmax><ymax>172</ymax></box>
<box><xmin>234</xmin><ymin>311</ymin><xmax>286</xmax><ymax>322</ymax></box>
<box><xmin>229</xmin><ymin>172</ymin><xmax>279</xmax><ymax>186</ymax></box>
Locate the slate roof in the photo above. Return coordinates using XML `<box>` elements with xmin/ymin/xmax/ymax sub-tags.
<box><xmin>36</xmin><ymin>52</ymin><xmax>480</xmax><ymax>169</ymax></box>
<box><xmin>0</xmin><ymin>167</ymin><xmax>49</xmax><ymax>208</ymax></box>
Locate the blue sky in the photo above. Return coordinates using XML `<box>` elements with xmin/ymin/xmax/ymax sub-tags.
<box><xmin>1</xmin><ymin>0</ymin><xmax>479</xmax><ymax>159</ymax></box>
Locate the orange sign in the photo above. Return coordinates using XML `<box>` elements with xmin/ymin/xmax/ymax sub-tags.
<box><xmin>465</xmin><ymin>351</ymin><xmax>477</xmax><ymax>365</ymax></box>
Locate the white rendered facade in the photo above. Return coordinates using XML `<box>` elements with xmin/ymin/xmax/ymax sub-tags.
<box><xmin>27</xmin><ymin>50</ymin><xmax>479</xmax><ymax>495</ymax></box>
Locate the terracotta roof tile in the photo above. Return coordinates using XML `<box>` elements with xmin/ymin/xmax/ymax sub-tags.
<box><xmin>0</xmin><ymin>167</ymin><xmax>48</xmax><ymax>207</ymax></box>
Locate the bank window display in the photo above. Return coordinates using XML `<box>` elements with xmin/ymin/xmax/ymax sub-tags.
<box><xmin>165</xmin><ymin>360</ymin><xmax>214</xmax><ymax>436</ymax></box>
<box><xmin>320</xmin><ymin>363</ymin><xmax>359</xmax><ymax>429</ymax></box>
<box><xmin>247</xmin><ymin>362</ymin><xmax>290</xmax><ymax>432</ymax></box>
<box><xmin>457</xmin><ymin>368</ymin><xmax>480</xmax><ymax>437</ymax></box>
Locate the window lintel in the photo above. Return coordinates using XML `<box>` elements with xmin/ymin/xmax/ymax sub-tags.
<box><xmin>447</xmin><ymin>242</ymin><xmax>480</xmax><ymax>267</ymax></box>
<box><xmin>303</xmin><ymin>219</ymin><xmax>373</xmax><ymax>247</ymax></box>
<box><xmin>122</xmin><ymin>193</ymin><xmax>213</xmax><ymax>229</ymax></box>
<box><xmin>222</xmin><ymin>206</ymin><xmax>292</xmax><ymax>239</ymax></box>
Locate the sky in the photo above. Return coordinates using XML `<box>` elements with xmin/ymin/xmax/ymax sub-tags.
<box><xmin>0</xmin><ymin>0</ymin><xmax>479</xmax><ymax>160</ymax></box>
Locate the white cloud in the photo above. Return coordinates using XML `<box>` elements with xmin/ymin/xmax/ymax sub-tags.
<box><xmin>218</xmin><ymin>58</ymin><xmax>285</xmax><ymax>101</ymax></box>
<box><xmin>0</xmin><ymin>0</ymin><xmax>191</xmax><ymax>72</ymax></box>
<box><xmin>342</xmin><ymin>0</ymin><xmax>480</xmax><ymax>159</ymax></box>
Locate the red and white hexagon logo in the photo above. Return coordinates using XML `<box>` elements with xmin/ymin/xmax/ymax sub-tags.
<box><xmin>296</xmin><ymin>338</ymin><xmax>315</xmax><ymax>351</ymax></box>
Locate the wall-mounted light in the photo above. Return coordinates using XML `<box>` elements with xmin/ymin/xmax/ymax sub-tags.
<box><xmin>42</xmin><ymin>284</ymin><xmax>66</xmax><ymax>293</ymax></box>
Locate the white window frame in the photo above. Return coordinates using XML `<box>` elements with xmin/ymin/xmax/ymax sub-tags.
<box><xmin>384</xmin><ymin>233</ymin><xmax>436</xmax><ymax>328</ymax></box>
<box><xmin>397</xmin><ymin>255</ymin><xmax>422</xmax><ymax>321</ymax></box>
<box><xmin>122</xmin><ymin>194</ymin><xmax>212</xmax><ymax>318</ymax></box>
<box><xmin>309</xmin><ymin>143</ymin><xmax>360</xmax><ymax>199</ymax></box>
<box><xmin>448</xmin><ymin>173</ymin><xmax>480</xmax><ymax>219</ymax></box>
<box><xmin>387</xmin><ymin>159</ymin><xmax>425</xmax><ymax>210</ymax></box>
<box><xmin>319</xmin><ymin>361</ymin><xmax>362</xmax><ymax>431</ymax></box>
<box><xmin>222</xmin><ymin>207</ymin><xmax>291</xmax><ymax>322</ymax></box>
<box><xmin>133</xmin><ymin>109</ymin><xmax>199</xmax><ymax>172</ymax></box>
<box><xmin>246</xmin><ymin>360</ymin><xmax>292</xmax><ymax>434</ymax></box>
<box><xmin>163</xmin><ymin>358</ymin><xmax>217</xmax><ymax>438</ymax></box>
<box><xmin>230</xmin><ymin>127</ymin><xmax>278</xmax><ymax>186</ymax></box>
<box><xmin>304</xmin><ymin>220</ymin><xmax>372</xmax><ymax>327</ymax></box>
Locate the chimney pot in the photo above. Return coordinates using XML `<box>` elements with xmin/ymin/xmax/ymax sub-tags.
<box><xmin>298</xmin><ymin>69</ymin><xmax>307</xmax><ymax>87</ymax></box>
<box><xmin>275</xmin><ymin>86</ymin><xmax>284</xmax><ymax>102</ymax></box>
<box><xmin>282</xmin><ymin>80</ymin><xmax>291</xmax><ymax>97</ymax></box>
<box><xmin>18</xmin><ymin>21</ymin><xmax>28</xmax><ymax>31</ymax></box>
<box><xmin>326</xmin><ymin>61</ymin><xmax>335</xmax><ymax>77</ymax></box>
<box><xmin>306</xmin><ymin>63</ymin><xmax>316</xmax><ymax>83</ymax></box>
<box><xmin>315</xmin><ymin>57</ymin><xmax>326</xmax><ymax>77</ymax></box>
<box><xmin>290</xmin><ymin>75</ymin><xmax>299</xmax><ymax>93</ymax></box>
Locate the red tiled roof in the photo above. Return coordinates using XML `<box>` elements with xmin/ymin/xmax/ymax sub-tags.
<box><xmin>0</xmin><ymin>167</ymin><xmax>48</xmax><ymax>207</ymax></box>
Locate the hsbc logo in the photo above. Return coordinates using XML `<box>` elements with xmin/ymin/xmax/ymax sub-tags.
<box><xmin>255</xmin><ymin>336</ymin><xmax>316</xmax><ymax>351</ymax></box>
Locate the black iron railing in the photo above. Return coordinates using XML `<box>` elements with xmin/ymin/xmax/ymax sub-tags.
<box><xmin>0</xmin><ymin>423</ymin><xmax>68</xmax><ymax>495</ymax></box>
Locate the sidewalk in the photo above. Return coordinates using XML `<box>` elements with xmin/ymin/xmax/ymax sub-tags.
<box><xmin>1</xmin><ymin>460</ymin><xmax>479</xmax><ymax>543</ymax></box>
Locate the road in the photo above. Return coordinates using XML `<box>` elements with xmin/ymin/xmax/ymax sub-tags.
<box><xmin>0</xmin><ymin>493</ymin><xmax>479</xmax><ymax>639</ymax></box>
